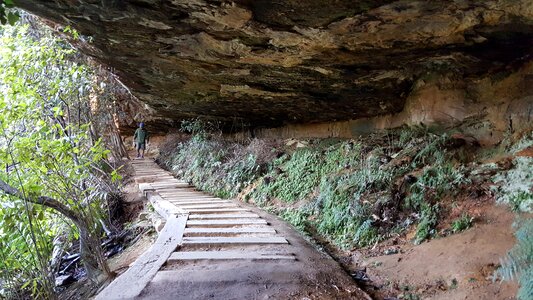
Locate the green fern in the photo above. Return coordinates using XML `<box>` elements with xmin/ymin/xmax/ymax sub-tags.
<box><xmin>497</xmin><ymin>218</ymin><xmax>533</xmax><ymax>300</ymax></box>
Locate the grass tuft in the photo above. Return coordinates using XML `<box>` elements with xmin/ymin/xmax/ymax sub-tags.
<box><xmin>451</xmin><ymin>213</ymin><xmax>474</xmax><ymax>233</ymax></box>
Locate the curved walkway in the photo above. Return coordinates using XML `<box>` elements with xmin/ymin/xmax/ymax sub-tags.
<box><xmin>97</xmin><ymin>159</ymin><xmax>369</xmax><ymax>300</ymax></box>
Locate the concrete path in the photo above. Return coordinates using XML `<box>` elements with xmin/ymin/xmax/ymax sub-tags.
<box><xmin>97</xmin><ymin>159</ymin><xmax>370</xmax><ymax>300</ymax></box>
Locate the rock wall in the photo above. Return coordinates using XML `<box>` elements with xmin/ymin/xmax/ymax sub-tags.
<box><xmin>249</xmin><ymin>62</ymin><xmax>533</xmax><ymax>145</ymax></box>
<box><xmin>15</xmin><ymin>0</ymin><xmax>533</xmax><ymax>133</ymax></box>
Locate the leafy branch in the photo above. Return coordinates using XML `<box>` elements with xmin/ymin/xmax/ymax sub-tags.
<box><xmin>0</xmin><ymin>178</ymin><xmax>82</xmax><ymax>223</ymax></box>
<box><xmin>0</xmin><ymin>0</ymin><xmax>19</xmax><ymax>25</ymax></box>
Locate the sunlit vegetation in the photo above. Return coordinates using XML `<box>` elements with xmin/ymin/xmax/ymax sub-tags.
<box><xmin>0</xmin><ymin>20</ymin><xmax>120</xmax><ymax>298</ymax></box>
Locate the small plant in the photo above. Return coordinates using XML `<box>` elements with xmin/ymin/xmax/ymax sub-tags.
<box><xmin>497</xmin><ymin>218</ymin><xmax>533</xmax><ymax>300</ymax></box>
<box><xmin>400</xmin><ymin>293</ymin><xmax>420</xmax><ymax>300</ymax></box>
<box><xmin>509</xmin><ymin>191</ymin><xmax>533</xmax><ymax>213</ymax></box>
<box><xmin>414</xmin><ymin>204</ymin><xmax>439</xmax><ymax>244</ymax></box>
<box><xmin>493</xmin><ymin>156</ymin><xmax>533</xmax><ymax>213</ymax></box>
<box><xmin>399</xmin><ymin>284</ymin><xmax>420</xmax><ymax>300</ymax></box>
<box><xmin>353</xmin><ymin>219</ymin><xmax>382</xmax><ymax>247</ymax></box>
<box><xmin>180</xmin><ymin>118</ymin><xmax>221</xmax><ymax>137</ymax></box>
<box><xmin>451</xmin><ymin>213</ymin><xmax>474</xmax><ymax>233</ymax></box>
<box><xmin>450</xmin><ymin>278</ymin><xmax>459</xmax><ymax>289</ymax></box>
<box><xmin>279</xmin><ymin>208</ymin><xmax>310</xmax><ymax>232</ymax></box>
<box><xmin>162</xmin><ymin>125</ymin><xmax>269</xmax><ymax>199</ymax></box>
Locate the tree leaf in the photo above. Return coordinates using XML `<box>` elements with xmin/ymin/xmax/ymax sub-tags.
<box><xmin>7</xmin><ymin>12</ymin><xmax>19</xmax><ymax>26</ymax></box>
<box><xmin>4</xmin><ymin>0</ymin><xmax>15</xmax><ymax>8</ymax></box>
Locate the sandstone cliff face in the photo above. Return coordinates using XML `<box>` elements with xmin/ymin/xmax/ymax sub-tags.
<box><xmin>250</xmin><ymin>62</ymin><xmax>533</xmax><ymax>145</ymax></box>
<box><xmin>16</xmin><ymin>0</ymin><xmax>533</xmax><ymax>133</ymax></box>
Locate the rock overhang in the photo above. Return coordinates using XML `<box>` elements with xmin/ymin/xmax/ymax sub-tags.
<box><xmin>15</xmin><ymin>0</ymin><xmax>533</xmax><ymax>131</ymax></box>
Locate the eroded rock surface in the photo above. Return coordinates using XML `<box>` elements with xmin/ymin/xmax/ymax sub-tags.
<box><xmin>16</xmin><ymin>0</ymin><xmax>533</xmax><ymax>130</ymax></box>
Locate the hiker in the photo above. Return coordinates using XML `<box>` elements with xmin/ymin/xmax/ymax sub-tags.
<box><xmin>133</xmin><ymin>122</ymin><xmax>149</xmax><ymax>158</ymax></box>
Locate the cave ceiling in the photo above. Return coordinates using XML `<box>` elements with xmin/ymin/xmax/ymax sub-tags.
<box><xmin>15</xmin><ymin>0</ymin><xmax>533</xmax><ymax>130</ymax></box>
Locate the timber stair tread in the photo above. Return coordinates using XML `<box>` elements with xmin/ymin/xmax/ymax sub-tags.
<box><xmin>168</xmin><ymin>250</ymin><xmax>295</xmax><ymax>261</ymax></box>
<box><xmin>181</xmin><ymin>236</ymin><xmax>289</xmax><ymax>245</ymax></box>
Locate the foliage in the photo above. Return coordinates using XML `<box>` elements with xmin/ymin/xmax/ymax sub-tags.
<box><xmin>180</xmin><ymin>118</ymin><xmax>221</xmax><ymax>138</ymax></box>
<box><xmin>450</xmin><ymin>213</ymin><xmax>473</xmax><ymax>233</ymax></box>
<box><xmin>256</xmin><ymin>149</ymin><xmax>322</xmax><ymax>203</ymax></box>
<box><xmin>278</xmin><ymin>208</ymin><xmax>310</xmax><ymax>232</ymax></box>
<box><xmin>160</xmin><ymin>122</ymin><xmax>278</xmax><ymax>199</ymax></box>
<box><xmin>162</xmin><ymin>124</ymin><xmax>471</xmax><ymax>251</ymax></box>
<box><xmin>497</xmin><ymin>219</ymin><xmax>533</xmax><ymax>300</ymax></box>
<box><xmin>0</xmin><ymin>0</ymin><xmax>19</xmax><ymax>25</ymax></box>
<box><xmin>0</xmin><ymin>22</ymin><xmax>116</xmax><ymax>298</ymax></box>
<box><xmin>312</xmin><ymin>160</ymin><xmax>390</xmax><ymax>249</ymax></box>
<box><xmin>510</xmin><ymin>130</ymin><xmax>533</xmax><ymax>153</ymax></box>
<box><xmin>250</xmin><ymin>141</ymin><xmax>361</xmax><ymax>204</ymax></box>
<box><xmin>405</xmin><ymin>162</ymin><xmax>469</xmax><ymax>244</ymax></box>
<box><xmin>493</xmin><ymin>156</ymin><xmax>533</xmax><ymax>213</ymax></box>
<box><xmin>494</xmin><ymin>130</ymin><xmax>533</xmax><ymax>300</ymax></box>
<box><xmin>414</xmin><ymin>203</ymin><xmax>439</xmax><ymax>244</ymax></box>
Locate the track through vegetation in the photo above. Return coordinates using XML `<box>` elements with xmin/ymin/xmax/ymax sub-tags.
<box><xmin>98</xmin><ymin>159</ymin><xmax>368</xmax><ymax>299</ymax></box>
<box><xmin>158</xmin><ymin>121</ymin><xmax>533</xmax><ymax>299</ymax></box>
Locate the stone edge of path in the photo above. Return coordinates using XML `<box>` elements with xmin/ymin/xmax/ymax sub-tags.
<box><xmin>95</xmin><ymin>184</ymin><xmax>189</xmax><ymax>300</ymax></box>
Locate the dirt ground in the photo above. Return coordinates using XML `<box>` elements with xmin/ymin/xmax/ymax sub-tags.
<box><xmin>337</xmin><ymin>204</ymin><xmax>519</xmax><ymax>300</ymax></box>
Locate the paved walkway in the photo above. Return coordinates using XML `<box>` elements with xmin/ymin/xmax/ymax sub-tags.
<box><xmin>97</xmin><ymin>159</ymin><xmax>370</xmax><ymax>300</ymax></box>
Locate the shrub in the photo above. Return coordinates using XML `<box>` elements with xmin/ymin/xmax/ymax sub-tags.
<box><xmin>250</xmin><ymin>141</ymin><xmax>362</xmax><ymax>204</ymax></box>
<box><xmin>451</xmin><ymin>213</ymin><xmax>474</xmax><ymax>233</ymax></box>
<box><xmin>164</xmin><ymin>133</ymin><xmax>265</xmax><ymax>198</ymax></box>
<box><xmin>312</xmin><ymin>158</ymin><xmax>390</xmax><ymax>249</ymax></box>
<box><xmin>414</xmin><ymin>203</ymin><xmax>439</xmax><ymax>244</ymax></box>
<box><xmin>257</xmin><ymin>148</ymin><xmax>324</xmax><ymax>203</ymax></box>
<box><xmin>404</xmin><ymin>161</ymin><xmax>469</xmax><ymax>244</ymax></box>
<box><xmin>493</xmin><ymin>157</ymin><xmax>533</xmax><ymax>213</ymax></box>
<box><xmin>278</xmin><ymin>208</ymin><xmax>311</xmax><ymax>232</ymax></box>
<box><xmin>497</xmin><ymin>219</ymin><xmax>533</xmax><ymax>300</ymax></box>
<box><xmin>162</xmin><ymin>125</ymin><xmax>471</xmax><ymax>250</ymax></box>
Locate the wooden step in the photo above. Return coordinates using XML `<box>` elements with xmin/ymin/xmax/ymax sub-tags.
<box><xmin>166</xmin><ymin>199</ymin><xmax>227</xmax><ymax>203</ymax></box>
<box><xmin>136</xmin><ymin>175</ymin><xmax>172</xmax><ymax>178</ymax></box>
<box><xmin>182</xmin><ymin>236</ymin><xmax>288</xmax><ymax>245</ymax></box>
<box><xmin>135</xmin><ymin>172</ymin><xmax>168</xmax><ymax>174</ymax></box>
<box><xmin>178</xmin><ymin>204</ymin><xmax>239</xmax><ymax>209</ymax></box>
<box><xmin>188</xmin><ymin>213</ymin><xmax>260</xmax><ymax>219</ymax></box>
<box><xmin>152</xmin><ymin>183</ymin><xmax>186</xmax><ymax>186</ymax></box>
<box><xmin>168</xmin><ymin>200</ymin><xmax>231</xmax><ymax>205</ymax></box>
<box><xmin>168</xmin><ymin>251</ymin><xmax>295</xmax><ymax>261</ymax></box>
<box><xmin>159</xmin><ymin>193</ymin><xmax>214</xmax><ymax>197</ymax></box>
<box><xmin>171</xmin><ymin>202</ymin><xmax>232</xmax><ymax>207</ymax></box>
<box><xmin>158</xmin><ymin>189</ymin><xmax>198</xmax><ymax>193</ymax></box>
<box><xmin>158</xmin><ymin>195</ymin><xmax>213</xmax><ymax>200</ymax></box>
<box><xmin>164</xmin><ymin>196</ymin><xmax>222</xmax><ymax>200</ymax></box>
<box><xmin>186</xmin><ymin>219</ymin><xmax>268</xmax><ymax>226</ymax></box>
<box><xmin>135</xmin><ymin>175</ymin><xmax>175</xmax><ymax>178</ymax></box>
<box><xmin>148</xmin><ymin>180</ymin><xmax>181</xmax><ymax>184</ymax></box>
<box><xmin>184</xmin><ymin>227</ymin><xmax>276</xmax><ymax>234</ymax></box>
<box><xmin>166</xmin><ymin>196</ymin><xmax>227</xmax><ymax>203</ymax></box>
<box><xmin>184</xmin><ymin>208</ymin><xmax>249</xmax><ymax>214</ymax></box>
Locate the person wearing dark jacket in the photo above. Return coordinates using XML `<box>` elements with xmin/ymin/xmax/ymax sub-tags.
<box><xmin>133</xmin><ymin>122</ymin><xmax>149</xmax><ymax>158</ymax></box>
